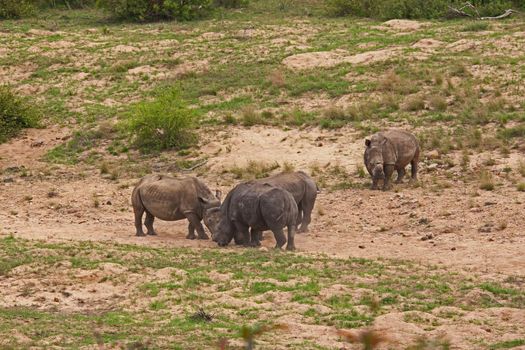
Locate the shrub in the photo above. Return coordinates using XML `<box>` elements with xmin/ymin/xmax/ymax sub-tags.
<box><xmin>37</xmin><ymin>0</ymin><xmax>96</xmax><ymax>8</ymax></box>
<box><xmin>325</xmin><ymin>0</ymin><xmax>522</xmax><ymax>19</ymax></box>
<box><xmin>124</xmin><ymin>87</ymin><xmax>197</xmax><ymax>152</ymax></box>
<box><xmin>0</xmin><ymin>86</ymin><xmax>40</xmax><ymax>143</ymax></box>
<box><xmin>214</xmin><ymin>0</ymin><xmax>248</xmax><ymax>7</ymax></box>
<box><xmin>96</xmin><ymin>0</ymin><xmax>213</xmax><ymax>21</ymax></box>
<box><xmin>0</xmin><ymin>0</ymin><xmax>35</xmax><ymax>19</ymax></box>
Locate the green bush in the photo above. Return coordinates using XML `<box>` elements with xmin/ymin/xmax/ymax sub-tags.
<box><xmin>37</xmin><ymin>0</ymin><xmax>96</xmax><ymax>8</ymax></box>
<box><xmin>96</xmin><ymin>0</ymin><xmax>214</xmax><ymax>21</ymax></box>
<box><xmin>0</xmin><ymin>0</ymin><xmax>35</xmax><ymax>19</ymax></box>
<box><xmin>0</xmin><ymin>86</ymin><xmax>40</xmax><ymax>143</ymax></box>
<box><xmin>124</xmin><ymin>87</ymin><xmax>197</xmax><ymax>152</ymax></box>
<box><xmin>325</xmin><ymin>0</ymin><xmax>522</xmax><ymax>19</ymax></box>
<box><xmin>214</xmin><ymin>0</ymin><xmax>249</xmax><ymax>7</ymax></box>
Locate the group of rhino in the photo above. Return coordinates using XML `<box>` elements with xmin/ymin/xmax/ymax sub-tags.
<box><xmin>132</xmin><ymin>130</ymin><xmax>420</xmax><ymax>250</ymax></box>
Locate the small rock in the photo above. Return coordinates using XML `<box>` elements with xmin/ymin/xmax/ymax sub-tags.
<box><xmin>451</xmin><ymin>247</ymin><xmax>456</xmax><ymax>251</ymax></box>
<box><xmin>427</xmin><ymin>163</ymin><xmax>439</xmax><ymax>171</ymax></box>
<box><xmin>484</xmin><ymin>201</ymin><xmax>497</xmax><ymax>206</ymax></box>
<box><xmin>418</xmin><ymin>217</ymin><xmax>430</xmax><ymax>225</ymax></box>
<box><xmin>317</xmin><ymin>142</ymin><xmax>323</xmax><ymax>147</ymax></box>
<box><xmin>358</xmin><ymin>245</ymin><xmax>365</xmax><ymax>249</ymax></box>
<box><xmin>106</xmin><ymin>201</ymin><xmax>112</xmax><ymax>205</ymax></box>
<box><xmin>426</xmin><ymin>150</ymin><xmax>440</xmax><ymax>159</ymax></box>
<box><xmin>30</xmin><ymin>140</ymin><xmax>45</xmax><ymax>147</ymax></box>
<box><xmin>478</xmin><ymin>223</ymin><xmax>493</xmax><ymax>233</ymax></box>
<box><xmin>421</xmin><ymin>234</ymin><xmax>433</xmax><ymax>241</ymax></box>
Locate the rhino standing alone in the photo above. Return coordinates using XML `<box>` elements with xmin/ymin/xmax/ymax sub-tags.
<box><xmin>364</xmin><ymin>130</ymin><xmax>420</xmax><ymax>190</ymax></box>
<box><xmin>255</xmin><ymin>171</ymin><xmax>317</xmax><ymax>233</ymax></box>
<box><xmin>131</xmin><ymin>174</ymin><xmax>221</xmax><ymax>239</ymax></box>
<box><xmin>210</xmin><ymin>182</ymin><xmax>298</xmax><ymax>250</ymax></box>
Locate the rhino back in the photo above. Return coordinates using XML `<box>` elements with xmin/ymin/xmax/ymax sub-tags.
<box><xmin>138</xmin><ymin>177</ymin><xmax>200</xmax><ymax>221</ymax></box>
<box><xmin>258</xmin><ymin>187</ymin><xmax>298</xmax><ymax>230</ymax></box>
<box><xmin>383</xmin><ymin>130</ymin><xmax>419</xmax><ymax>167</ymax></box>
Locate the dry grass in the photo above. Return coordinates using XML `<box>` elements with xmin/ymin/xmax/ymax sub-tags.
<box><xmin>227</xmin><ymin>160</ymin><xmax>280</xmax><ymax>180</ymax></box>
<box><xmin>403</xmin><ymin>95</ymin><xmax>425</xmax><ymax>112</ymax></box>
<box><xmin>428</xmin><ymin>95</ymin><xmax>447</xmax><ymax>112</ymax></box>
<box><xmin>268</xmin><ymin>69</ymin><xmax>286</xmax><ymax>88</ymax></box>
<box><xmin>479</xmin><ymin>170</ymin><xmax>495</xmax><ymax>191</ymax></box>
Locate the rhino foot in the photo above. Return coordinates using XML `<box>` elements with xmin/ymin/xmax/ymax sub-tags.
<box><xmin>136</xmin><ymin>232</ymin><xmax>146</xmax><ymax>237</ymax></box>
<box><xmin>286</xmin><ymin>244</ymin><xmax>296</xmax><ymax>251</ymax></box>
<box><xmin>197</xmin><ymin>234</ymin><xmax>209</xmax><ymax>240</ymax></box>
<box><xmin>147</xmin><ymin>231</ymin><xmax>157</xmax><ymax>236</ymax></box>
<box><xmin>186</xmin><ymin>233</ymin><xmax>197</xmax><ymax>240</ymax></box>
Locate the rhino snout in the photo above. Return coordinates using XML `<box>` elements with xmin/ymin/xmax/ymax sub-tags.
<box><xmin>372</xmin><ymin>164</ymin><xmax>384</xmax><ymax>178</ymax></box>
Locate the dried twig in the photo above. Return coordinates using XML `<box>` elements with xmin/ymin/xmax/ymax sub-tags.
<box><xmin>447</xmin><ymin>2</ymin><xmax>517</xmax><ymax>20</ymax></box>
<box><xmin>481</xmin><ymin>9</ymin><xmax>517</xmax><ymax>20</ymax></box>
<box><xmin>180</xmin><ymin>159</ymin><xmax>208</xmax><ymax>172</ymax></box>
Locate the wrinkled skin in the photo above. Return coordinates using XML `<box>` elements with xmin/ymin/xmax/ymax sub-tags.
<box><xmin>364</xmin><ymin>130</ymin><xmax>420</xmax><ymax>190</ymax></box>
<box><xmin>255</xmin><ymin>171</ymin><xmax>318</xmax><ymax>233</ymax></box>
<box><xmin>209</xmin><ymin>182</ymin><xmax>298</xmax><ymax>251</ymax></box>
<box><xmin>131</xmin><ymin>174</ymin><xmax>221</xmax><ymax>239</ymax></box>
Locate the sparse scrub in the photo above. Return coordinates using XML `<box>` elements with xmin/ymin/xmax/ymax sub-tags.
<box><xmin>0</xmin><ymin>0</ymin><xmax>35</xmax><ymax>19</ymax></box>
<box><xmin>518</xmin><ymin>162</ymin><xmax>525</xmax><ymax>177</ymax></box>
<box><xmin>0</xmin><ymin>86</ymin><xmax>40</xmax><ymax>143</ymax></box>
<box><xmin>325</xmin><ymin>0</ymin><xmax>521</xmax><ymax>19</ymax></box>
<box><xmin>97</xmin><ymin>0</ymin><xmax>213</xmax><ymax>21</ymax></box>
<box><xmin>241</xmin><ymin>106</ymin><xmax>263</xmax><ymax>126</ymax></box>
<box><xmin>124</xmin><ymin>87</ymin><xmax>197</xmax><ymax>153</ymax></box>
<box><xmin>461</xmin><ymin>22</ymin><xmax>490</xmax><ymax>32</ymax></box>
<box><xmin>227</xmin><ymin>160</ymin><xmax>280</xmax><ymax>180</ymax></box>
<box><xmin>479</xmin><ymin>170</ymin><xmax>495</xmax><ymax>191</ymax></box>
<box><xmin>403</xmin><ymin>95</ymin><xmax>425</xmax><ymax>112</ymax></box>
<box><xmin>268</xmin><ymin>69</ymin><xmax>286</xmax><ymax>88</ymax></box>
<box><xmin>429</xmin><ymin>95</ymin><xmax>447</xmax><ymax>112</ymax></box>
<box><xmin>517</xmin><ymin>183</ymin><xmax>525</xmax><ymax>192</ymax></box>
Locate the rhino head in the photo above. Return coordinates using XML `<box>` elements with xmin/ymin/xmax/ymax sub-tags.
<box><xmin>365</xmin><ymin>136</ymin><xmax>386</xmax><ymax>180</ymax></box>
<box><xmin>204</xmin><ymin>207</ymin><xmax>235</xmax><ymax>247</ymax></box>
<box><xmin>201</xmin><ymin>190</ymin><xmax>222</xmax><ymax>237</ymax></box>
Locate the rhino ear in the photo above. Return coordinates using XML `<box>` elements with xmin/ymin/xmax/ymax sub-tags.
<box><xmin>365</xmin><ymin>139</ymin><xmax>371</xmax><ymax>147</ymax></box>
<box><xmin>215</xmin><ymin>190</ymin><xmax>222</xmax><ymax>202</ymax></box>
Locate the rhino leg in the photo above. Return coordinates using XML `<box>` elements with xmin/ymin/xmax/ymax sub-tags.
<box><xmin>186</xmin><ymin>222</ymin><xmax>196</xmax><ymax>240</ymax></box>
<box><xmin>298</xmin><ymin>201</ymin><xmax>314</xmax><ymax>233</ymax></box>
<box><xmin>395</xmin><ymin>167</ymin><xmax>406</xmax><ymax>184</ymax></box>
<box><xmin>133</xmin><ymin>204</ymin><xmax>146</xmax><ymax>237</ymax></box>
<box><xmin>410</xmin><ymin>157</ymin><xmax>419</xmax><ymax>182</ymax></box>
<box><xmin>371</xmin><ymin>178</ymin><xmax>380</xmax><ymax>190</ymax></box>
<box><xmin>286</xmin><ymin>224</ymin><xmax>296</xmax><ymax>251</ymax></box>
<box><xmin>271</xmin><ymin>228</ymin><xmax>287</xmax><ymax>249</ymax></box>
<box><xmin>184</xmin><ymin>213</ymin><xmax>208</xmax><ymax>240</ymax></box>
<box><xmin>382</xmin><ymin>165</ymin><xmax>395</xmax><ymax>191</ymax></box>
<box><xmin>233</xmin><ymin>231</ymin><xmax>245</xmax><ymax>245</ymax></box>
<box><xmin>250</xmin><ymin>229</ymin><xmax>262</xmax><ymax>247</ymax></box>
<box><xmin>234</xmin><ymin>222</ymin><xmax>253</xmax><ymax>247</ymax></box>
<box><xmin>144</xmin><ymin>212</ymin><xmax>157</xmax><ymax>236</ymax></box>
<box><xmin>296</xmin><ymin>204</ymin><xmax>303</xmax><ymax>229</ymax></box>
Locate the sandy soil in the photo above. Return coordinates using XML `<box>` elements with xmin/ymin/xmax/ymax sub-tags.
<box><xmin>2</xmin><ymin>126</ymin><xmax>524</xmax><ymax>277</ymax></box>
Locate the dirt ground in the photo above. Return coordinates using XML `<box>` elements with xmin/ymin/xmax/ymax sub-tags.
<box><xmin>1</xmin><ymin>10</ymin><xmax>525</xmax><ymax>348</ymax></box>
<box><xmin>1</xmin><ymin>125</ymin><xmax>524</xmax><ymax>349</ymax></box>
<box><xmin>2</xmin><ymin>125</ymin><xmax>524</xmax><ymax>276</ymax></box>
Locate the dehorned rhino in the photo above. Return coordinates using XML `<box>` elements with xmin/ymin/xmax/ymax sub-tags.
<box><xmin>255</xmin><ymin>171</ymin><xmax>317</xmax><ymax>233</ymax></box>
<box><xmin>208</xmin><ymin>182</ymin><xmax>298</xmax><ymax>250</ymax></box>
<box><xmin>364</xmin><ymin>130</ymin><xmax>420</xmax><ymax>190</ymax></box>
<box><xmin>131</xmin><ymin>174</ymin><xmax>221</xmax><ymax>239</ymax></box>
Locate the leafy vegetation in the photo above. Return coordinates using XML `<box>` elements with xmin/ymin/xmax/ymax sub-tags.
<box><xmin>123</xmin><ymin>87</ymin><xmax>197</xmax><ymax>153</ymax></box>
<box><xmin>0</xmin><ymin>0</ymin><xmax>35</xmax><ymax>19</ymax></box>
<box><xmin>0</xmin><ymin>86</ymin><xmax>40</xmax><ymax>143</ymax></box>
<box><xmin>325</xmin><ymin>0</ymin><xmax>523</xmax><ymax>19</ymax></box>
